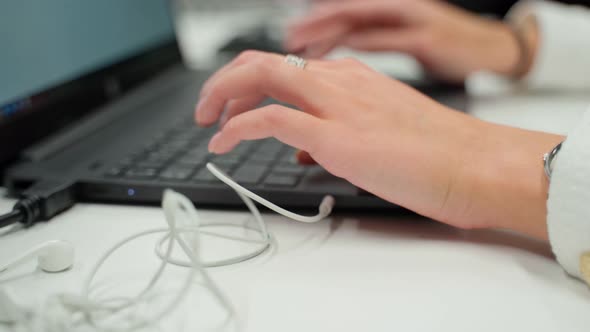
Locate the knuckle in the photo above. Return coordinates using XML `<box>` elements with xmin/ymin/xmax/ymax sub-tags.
<box><xmin>250</xmin><ymin>57</ymin><xmax>272</xmax><ymax>77</ymax></box>
<box><xmin>262</xmin><ymin>106</ymin><xmax>285</xmax><ymax>126</ymax></box>
<box><xmin>337</xmin><ymin>57</ymin><xmax>371</xmax><ymax>73</ymax></box>
<box><xmin>414</xmin><ymin>32</ymin><xmax>435</xmax><ymax>54</ymax></box>
<box><xmin>236</xmin><ymin>50</ymin><xmax>262</xmax><ymax>63</ymax></box>
<box><xmin>338</xmin><ymin>57</ymin><xmax>361</xmax><ymax>66</ymax></box>
<box><xmin>223</xmin><ymin>117</ymin><xmax>241</xmax><ymax>134</ymax></box>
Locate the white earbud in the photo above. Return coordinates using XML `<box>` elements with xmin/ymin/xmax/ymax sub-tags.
<box><xmin>0</xmin><ymin>240</ymin><xmax>74</xmax><ymax>273</ymax></box>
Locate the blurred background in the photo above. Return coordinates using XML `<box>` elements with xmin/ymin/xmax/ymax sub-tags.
<box><xmin>449</xmin><ymin>0</ymin><xmax>590</xmax><ymax>16</ymax></box>
<box><xmin>174</xmin><ymin>0</ymin><xmax>590</xmax><ymax>73</ymax></box>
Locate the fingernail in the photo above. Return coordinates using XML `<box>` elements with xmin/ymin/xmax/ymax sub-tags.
<box><xmin>208</xmin><ymin>132</ymin><xmax>222</xmax><ymax>154</ymax></box>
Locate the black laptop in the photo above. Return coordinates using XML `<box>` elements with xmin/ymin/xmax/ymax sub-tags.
<box><xmin>1</xmin><ymin>0</ymin><xmax>467</xmax><ymax>210</ymax></box>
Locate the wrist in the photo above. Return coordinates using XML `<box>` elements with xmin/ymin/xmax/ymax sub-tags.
<box><xmin>458</xmin><ymin>122</ymin><xmax>564</xmax><ymax>239</ymax></box>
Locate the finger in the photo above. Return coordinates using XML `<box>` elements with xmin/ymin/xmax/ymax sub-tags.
<box><xmin>286</xmin><ymin>0</ymin><xmax>409</xmax><ymax>51</ymax></box>
<box><xmin>200</xmin><ymin>50</ymin><xmax>265</xmax><ymax>99</ymax></box>
<box><xmin>209</xmin><ymin>104</ymin><xmax>325</xmax><ymax>155</ymax></box>
<box><xmin>286</xmin><ymin>20</ymin><xmax>350</xmax><ymax>55</ymax></box>
<box><xmin>296</xmin><ymin>150</ymin><xmax>318</xmax><ymax>165</ymax></box>
<box><xmin>300</xmin><ymin>25</ymin><xmax>351</xmax><ymax>58</ymax></box>
<box><xmin>196</xmin><ymin>53</ymin><xmax>261</xmax><ymax>126</ymax></box>
<box><xmin>343</xmin><ymin>28</ymin><xmax>422</xmax><ymax>53</ymax></box>
<box><xmin>220</xmin><ymin>95</ymin><xmax>266</xmax><ymax>127</ymax></box>
<box><xmin>196</xmin><ymin>52</ymin><xmax>323</xmax><ymax>127</ymax></box>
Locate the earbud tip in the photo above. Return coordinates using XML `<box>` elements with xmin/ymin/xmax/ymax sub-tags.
<box><xmin>38</xmin><ymin>240</ymin><xmax>74</xmax><ymax>273</ymax></box>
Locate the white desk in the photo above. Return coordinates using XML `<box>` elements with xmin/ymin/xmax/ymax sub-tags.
<box><xmin>2</xmin><ymin>13</ymin><xmax>590</xmax><ymax>331</ymax></box>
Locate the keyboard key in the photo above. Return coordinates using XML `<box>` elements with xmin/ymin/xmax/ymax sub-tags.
<box><xmin>232</xmin><ymin>165</ymin><xmax>268</xmax><ymax>184</ymax></box>
<box><xmin>213</xmin><ymin>154</ymin><xmax>242</xmax><ymax>163</ymax></box>
<box><xmin>159</xmin><ymin>166</ymin><xmax>194</xmax><ymax>181</ymax></box>
<box><xmin>272</xmin><ymin>164</ymin><xmax>306</xmax><ymax>176</ymax></box>
<box><xmin>192</xmin><ymin>168</ymin><xmax>219</xmax><ymax>183</ymax></box>
<box><xmin>104</xmin><ymin>167</ymin><xmax>125</xmax><ymax>177</ymax></box>
<box><xmin>263</xmin><ymin>174</ymin><xmax>299</xmax><ymax>187</ymax></box>
<box><xmin>125</xmin><ymin>167</ymin><xmax>158</xmax><ymax>179</ymax></box>
<box><xmin>236</xmin><ymin>141</ymin><xmax>256</xmax><ymax>150</ymax></box>
<box><xmin>211</xmin><ymin>154</ymin><xmax>242</xmax><ymax>165</ymax></box>
<box><xmin>278</xmin><ymin>152</ymin><xmax>297</xmax><ymax>164</ymax></box>
<box><xmin>118</xmin><ymin>157</ymin><xmax>135</xmax><ymax>166</ymax></box>
<box><xmin>248</xmin><ymin>152</ymin><xmax>278</xmax><ymax>163</ymax></box>
<box><xmin>147</xmin><ymin>151</ymin><xmax>176</xmax><ymax>159</ymax></box>
<box><xmin>211</xmin><ymin>155</ymin><xmax>241</xmax><ymax>169</ymax></box>
<box><xmin>232</xmin><ymin>145</ymin><xmax>253</xmax><ymax>155</ymax></box>
<box><xmin>170</xmin><ymin>132</ymin><xmax>198</xmax><ymax>142</ymax></box>
<box><xmin>176</xmin><ymin>154</ymin><xmax>208</xmax><ymax>166</ymax></box>
<box><xmin>155</xmin><ymin>147</ymin><xmax>186</xmax><ymax>157</ymax></box>
<box><xmin>255</xmin><ymin>145</ymin><xmax>281</xmax><ymax>155</ymax></box>
<box><xmin>260</xmin><ymin>139</ymin><xmax>282</xmax><ymax>150</ymax></box>
<box><xmin>136</xmin><ymin>160</ymin><xmax>166</xmax><ymax>169</ymax></box>
<box><xmin>185</xmin><ymin>145</ymin><xmax>210</xmax><ymax>153</ymax></box>
<box><xmin>182</xmin><ymin>149</ymin><xmax>210</xmax><ymax>158</ymax></box>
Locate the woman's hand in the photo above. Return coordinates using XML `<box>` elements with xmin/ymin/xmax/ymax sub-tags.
<box><xmin>285</xmin><ymin>0</ymin><xmax>522</xmax><ymax>82</ymax></box>
<box><xmin>195</xmin><ymin>51</ymin><xmax>563</xmax><ymax>240</ymax></box>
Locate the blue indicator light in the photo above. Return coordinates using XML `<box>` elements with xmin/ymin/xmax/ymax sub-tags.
<box><xmin>127</xmin><ymin>188</ymin><xmax>136</xmax><ymax>196</ymax></box>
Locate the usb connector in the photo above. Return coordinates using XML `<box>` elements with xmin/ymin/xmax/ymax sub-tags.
<box><xmin>0</xmin><ymin>180</ymin><xmax>76</xmax><ymax>228</ymax></box>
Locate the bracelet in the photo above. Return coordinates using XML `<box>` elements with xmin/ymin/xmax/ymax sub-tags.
<box><xmin>543</xmin><ymin>142</ymin><xmax>564</xmax><ymax>180</ymax></box>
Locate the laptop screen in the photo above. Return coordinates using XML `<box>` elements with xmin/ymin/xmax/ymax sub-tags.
<box><xmin>0</xmin><ymin>0</ymin><xmax>175</xmax><ymax>118</ymax></box>
<box><xmin>0</xmin><ymin>0</ymin><xmax>181</xmax><ymax>169</ymax></box>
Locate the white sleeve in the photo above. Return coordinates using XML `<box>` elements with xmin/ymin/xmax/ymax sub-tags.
<box><xmin>546</xmin><ymin>107</ymin><xmax>590</xmax><ymax>284</ymax></box>
<box><xmin>507</xmin><ymin>1</ymin><xmax>590</xmax><ymax>90</ymax></box>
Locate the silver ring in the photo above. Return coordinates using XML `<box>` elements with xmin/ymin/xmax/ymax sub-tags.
<box><xmin>284</xmin><ymin>54</ymin><xmax>307</xmax><ymax>69</ymax></box>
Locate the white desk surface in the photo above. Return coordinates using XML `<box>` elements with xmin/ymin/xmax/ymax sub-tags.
<box><xmin>2</xmin><ymin>14</ymin><xmax>590</xmax><ymax>332</ymax></box>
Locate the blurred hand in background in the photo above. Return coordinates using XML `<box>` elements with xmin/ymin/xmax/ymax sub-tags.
<box><xmin>285</xmin><ymin>0</ymin><xmax>534</xmax><ymax>83</ymax></box>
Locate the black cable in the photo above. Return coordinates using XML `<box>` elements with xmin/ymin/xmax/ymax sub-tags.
<box><xmin>0</xmin><ymin>180</ymin><xmax>76</xmax><ymax>229</ymax></box>
<box><xmin>0</xmin><ymin>210</ymin><xmax>23</xmax><ymax>228</ymax></box>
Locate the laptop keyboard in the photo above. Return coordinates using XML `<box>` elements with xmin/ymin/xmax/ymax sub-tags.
<box><xmin>103</xmin><ymin>116</ymin><xmax>308</xmax><ymax>188</ymax></box>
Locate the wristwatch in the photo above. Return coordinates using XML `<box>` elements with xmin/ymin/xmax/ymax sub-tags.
<box><xmin>543</xmin><ymin>141</ymin><xmax>564</xmax><ymax>180</ymax></box>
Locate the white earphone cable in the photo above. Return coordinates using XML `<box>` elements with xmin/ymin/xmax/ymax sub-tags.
<box><xmin>206</xmin><ymin>163</ymin><xmax>335</xmax><ymax>224</ymax></box>
<box><xmin>0</xmin><ymin>162</ymin><xmax>335</xmax><ymax>331</ymax></box>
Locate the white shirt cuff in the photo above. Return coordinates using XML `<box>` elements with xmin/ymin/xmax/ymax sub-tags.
<box><xmin>507</xmin><ymin>0</ymin><xmax>590</xmax><ymax>90</ymax></box>
<box><xmin>546</xmin><ymin>108</ymin><xmax>590</xmax><ymax>282</ymax></box>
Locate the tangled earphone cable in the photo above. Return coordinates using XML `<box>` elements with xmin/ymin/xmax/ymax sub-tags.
<box><xmin>0</xmin><ymin>163</ymin><xmax>335</xmax><ymax>331</ymax></box>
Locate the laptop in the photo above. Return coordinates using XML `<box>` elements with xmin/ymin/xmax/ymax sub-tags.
<box><xmin>1</xmin><ymin>0</ymin><xmax>467</xmax><ymax>211</ymax></box>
